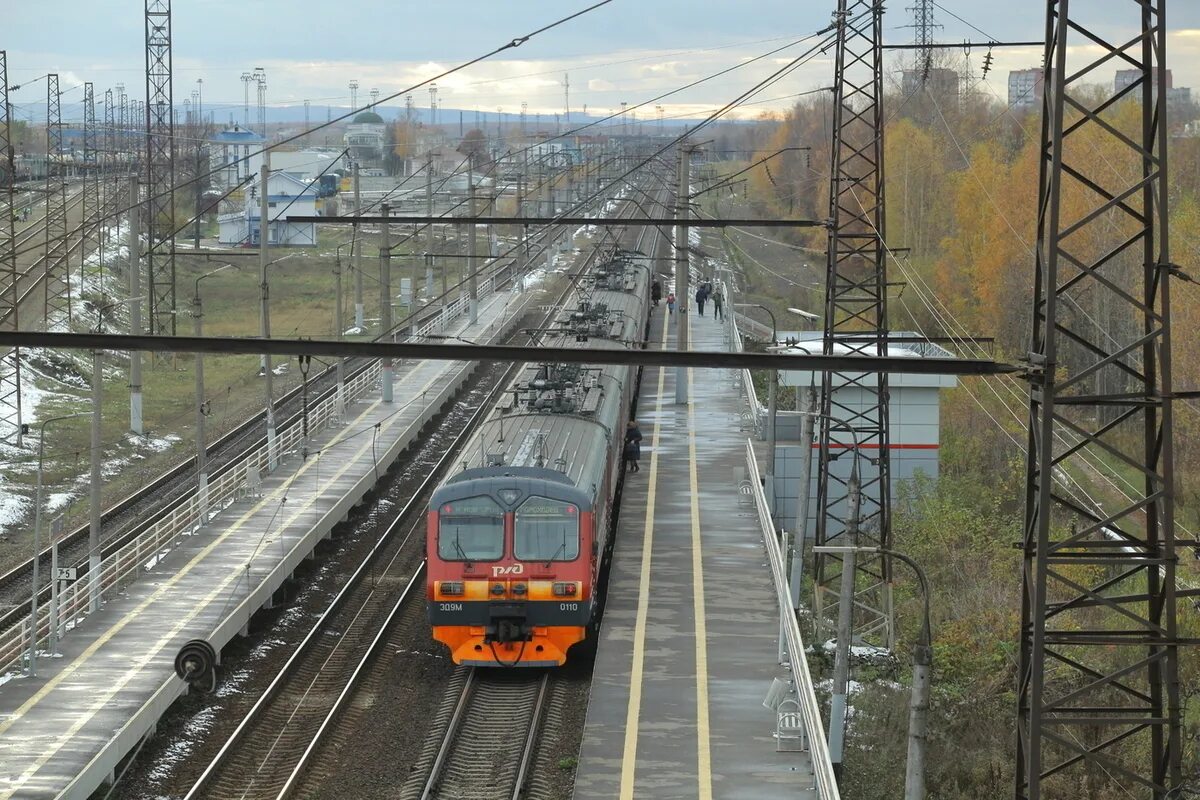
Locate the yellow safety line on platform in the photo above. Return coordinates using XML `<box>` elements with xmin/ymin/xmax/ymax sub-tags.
<box><xmin>618</xmin><ymin>311</ymin><xmax>670</xmax><ymax>800</ymax></box>
<box><xmin>0</xmin><ymin>361</ymin><xmax>458</xmax><ymax>799</ymax></box>
<box><xmin>688</xmin><ymin>366</ymin><xmax>713</xmax><ymax>800</ymax></box>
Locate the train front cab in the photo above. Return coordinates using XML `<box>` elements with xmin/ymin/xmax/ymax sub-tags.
<box><xmin>427</xmin><ymin>468</ymin><xmax>594</xmax><ymax>667</ymax></box>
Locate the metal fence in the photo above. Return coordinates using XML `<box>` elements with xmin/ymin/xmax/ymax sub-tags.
<box><xmin>744</xmin><ymin>439</ymin><xmax>839</xmax><ymax>799</ymax></box>
<box><xmin>0</xmin><ymin>285</ymin><xmax>498</xmax><ymax>678</ymax></box>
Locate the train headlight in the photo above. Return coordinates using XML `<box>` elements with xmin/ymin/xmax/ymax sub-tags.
<box><xmin>552</xmin><ymin>582</ymin><xmax>578</xmax><ymax>596</ymax></box>
<box><xmin>440</xmin><ymin>581</ymin><xmax>464</xmax><ymax>596</ymax></box>
<box><xmin>491</xmin><ymin>583</ymin><xmax>506</xmax><ymax>596</ymax></box>
<box><xmin>512</xmin><ymin>583</ymin><xmax>527</xmax><ymax>596</ymax></box>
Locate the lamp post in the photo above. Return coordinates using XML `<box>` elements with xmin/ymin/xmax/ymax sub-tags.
<box><xmin>29</xmin><ymin>412</ymin><xmax>90</xmax><ymax>676</ymax></box>
<box><xmin>193</xmin><ymin>265</ymin><xmax>238</xmax><ymax>524</ymax></box>
<box><xmin>815</xmin><ymin>544</ymin><xmax>932</xmax><ymax>799</ymax></box>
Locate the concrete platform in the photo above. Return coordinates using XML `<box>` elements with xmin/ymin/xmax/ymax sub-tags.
<box><xmin>574</xmin><ymin>305</ymin><xmax>817</xmax><ymax>800</ymax></box>
<box><xmin>0</xmin><ymin>290</ymin><xmax>528</xmax><ymax>800</ymax></box>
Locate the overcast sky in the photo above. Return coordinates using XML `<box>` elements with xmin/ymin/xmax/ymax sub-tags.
<box><xmin>7</xmin><ymin>2</ymin><xmax>1200</xmax><ymax>124</ymax></box>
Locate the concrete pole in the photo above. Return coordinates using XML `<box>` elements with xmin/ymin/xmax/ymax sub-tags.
<box><xmin>674</xmin><ymin>145</ymin><xmax>691</xmax><ymax>404</ymax></box>
<box><xmin>353</xmin><ymin>162</ymin><xmax>364</xmax><ymax>328</ymax></box>
<box><xmin>193</xmin><ymin>293</ymin><xmax>208</xmax><ymax>523</ymax></box>
<box><xmin>259</xmin><ymin>158</ymin><xmax>277</xmax><ymax>471</ymax></box>
<box><xmin>334</xmin><ymin>251</ymin><xmax>345</xmax><ymax>419</ymax></box>
<box><xmin>791</xmin><ymin>384</ymin><xmax>816</xmax><ymax>608</ymax></box>
<box><xmin>379</xmin><ymin>203</ymin><xmax>393</xmax><ymax>402</ymax></box>
<box><xmin>906</xmin><ymin>638</ymin><xmax>932</xmax><ymax>799</ymax></box>
<box><xmin>767</xmin><ymin>373</ymin><xmax>777</xmax><ymax>510</ymax></box>
<box><xmin>467</xmin><ymin>167</ymin><xmax>478</xmax><ymax>325</ymax></box>
<box><xmin>29</xmin><ymin>442</ymin><xmax>45</xmax><ymax>676</ymax></box>
<box><xmin>828</xmin><ymin>469</ymin><xmax>861</xmax><ymax>777</ymax></box>
<box><xmin>127</xmin><ymin>179</ymin><xmax>143</xmax><ymax>435</ymax></box>
<box><xmin>88</xmin><ymin>346</ymin><xmax>102</xmax><ymax>611</ymax></box>
<box><xmin>426</xmin><ymin>154</ymin><xmax>437</xmax><ymax>302</ymax></box>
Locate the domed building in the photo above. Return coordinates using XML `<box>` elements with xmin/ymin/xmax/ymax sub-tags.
<box><xmin>343</xmin><ymin>110</ymin><xmax>386</xmax><ymax>165</ymax></box>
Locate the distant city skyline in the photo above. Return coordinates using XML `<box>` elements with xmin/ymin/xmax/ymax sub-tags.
<box><xmin>7</xmin><ymin>2</ymin><xmax>1200</xmax><ymax>126</ymax></box>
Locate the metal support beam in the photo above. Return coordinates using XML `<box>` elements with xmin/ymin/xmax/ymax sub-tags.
<box><xmin>0</xmin><ymin>331</ymin><xmax>1013</xmax><ymax>377</ymax></box>
<box><xmin>145</xmin><ymin>0</ymin><xmax>177</xmax><ymax>335</ymax></box>
<box><xmin>0</xmin><ymin>51</ymin><xmax>22</xmax><ymax>446</ymax></box>
<box><xmin>285</xmin><ymin>214</ymin><xmax>822</xmax><ymax>229</ymax></box>
<box><xmin>1016</xmin><ymin>3</ymin><xmax>1182</xmax><ymax>798</ymax></box>
<box><xmin>814</xmin><ymin>0</ymin><xmax>894</xmax><ymax>652</ymax></box>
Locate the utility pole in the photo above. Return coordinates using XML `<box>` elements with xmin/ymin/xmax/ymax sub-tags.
<box><xmin>193</xmin><ymin>287</ymin><xmax>207</xmax><ymax>523</ymax></box>
<box><xmin>828</xmin><ymin>464</ymin><xmax>860</xmax><ymax>777</ymax></box>
<box><xmin>88</xmin><ymin>336</ymin><xmax>102</xmax><ymax>612</ymax></box>
<box><xmin>333</xmin><ymin>245</ymin><xmax>345</xmax><ymax>419</ymax></box>
<box><xmin>128</xmin><ymin>179</ymin><xmax>143</xmax><ymax>435</ymax></box>
<box><xmin>259</xmin><ymin>158</ymin><xmax>276</xmax><ymax>471</ymax></box>
<box><xmin>467</xmin><ymin>162</ymin><xmax>478</xmax><ymax>324</ymax></box>
<box><xmin>353</xmin><ymin>162</ymin><xmax>363</xmax><ymax>328</ymax></box>
<box><xmin>379</xmin><ymin>202</ymin><xmax>393</xmax><ymax>402</ymax></box>
<box><xmin>674</xmin><ymin>143</ymin><xmax>691</xmax><ymax>404</ymax></box>
<box><xmin>423</xmin><ymin>160</ymin><xmax>433</xmax><ymax>298</ymax></box>
<box><xmin>791</xmin><ymin>382</ymin><xmax>816</xmax><ymax>607</ymax></box>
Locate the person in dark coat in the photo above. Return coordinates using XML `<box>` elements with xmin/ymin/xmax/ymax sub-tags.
<box><xmin>651</xmin><ymin>280</ymin><xmax>662</xmax><ymax>307</ymax></box>
<box><xmin>695</xmin><ymin>287</ymin><xmax>707</xmax><ymax>317</ymax></box>
<box><xmin>712</xmin><ymin>287</ymin><xmax>725</xmax><ymax>321</ymax></box>
<box><xmin>624</xmin><ymin>420</ymin><xmax>644</xmax><ymax>472</ymax></box>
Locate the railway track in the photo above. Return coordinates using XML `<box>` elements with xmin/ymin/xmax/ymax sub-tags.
<box><xmin>0</xmin><ymin>212</ymin><xmax>562</xmax><ymax>626</ymax></box>
<box><xmin>173</xmin><ymin>186</ymin><xmax>659</xmax><ymax>800</ymax></box>
<box><xmin>406</xmin><ymin>668</ymin><xmax>551</xmax><ymax>800</ymax></box>
<box><xmin>180</xmin><ymin>350</ymin><xmax>525</xmax><ymax>800</ymax></box>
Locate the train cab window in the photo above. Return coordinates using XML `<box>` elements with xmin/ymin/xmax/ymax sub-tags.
<box><xmin>514</xmin><ymin>496</ymin><xmax>580</xmax><ymax>561</ymax></box>
<box><xmin>438</xmin><ymin>496</ymin><xmax>504</xmax><ymax>561</ymax></box>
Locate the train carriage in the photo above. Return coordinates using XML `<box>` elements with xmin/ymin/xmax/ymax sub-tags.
<box><xmin>426</xmin><ymin>246</ymin><xmax>652</xmax><ymax>667</ymax></box>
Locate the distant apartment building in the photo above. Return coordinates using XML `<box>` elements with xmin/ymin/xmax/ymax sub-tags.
<box><xmin>1008</xmin><ymin>69</ymin><xmax>1045</xmax><ymax>110</ymax></box>
<box><xmin>1114</xmin><ymin>68</ymin><xmax>1193</xmax><ymax>116</ymax></box>
<box><xmin>1115</xmin><ymin>68</ymin><xmax>1173</xmax><ymax>93</ymax></box>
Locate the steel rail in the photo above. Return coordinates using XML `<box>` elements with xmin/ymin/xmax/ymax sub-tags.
<box><xmin>419</xmin><ymin>668</ymin><xmax>479</xmax><ymax>800</ymax></box>
<box><xmin>510</xmin><ymin>673</ymin><xmax>552</xmax><ymax>800</ymax></box>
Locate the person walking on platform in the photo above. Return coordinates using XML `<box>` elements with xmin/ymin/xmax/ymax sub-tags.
<box><xmin>624</xmin><ymin>420</ymin><xmax>643</xmax><ymax>472</ymax></box>
<box><xmin>696</xmin><ymin>286</ymin><xmax>707</xmax><ymax>317</ymax></box>
<box><xmin>651</xmin><ymin>279</ymin><xmax>662</xmax><ymax>307</ymax></box>
<box><xmin>666</xmin><ymin>292</ymin><xmax>676</xmax><ymax>315</ymax></box>
<box><xmin>712</xmin><ymin>287</ymin><xmax>725</xmax><ymax>321</ymax></box>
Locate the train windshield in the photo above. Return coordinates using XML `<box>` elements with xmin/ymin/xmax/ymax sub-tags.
<box><xmin>438</xmin><ymin>496</ymin><xmax>504</xmax><ymax>561</ymax></box>
<box><xmin>514</xmin><ymin>496</ymin><xmax>580</xmax><ymax>561</ymax></box>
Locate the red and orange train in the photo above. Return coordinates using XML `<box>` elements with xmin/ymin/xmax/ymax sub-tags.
<box><xmin>425</xmin><ymin>247</ymin><xmax>651</xmax><ymax>666</ymax></box>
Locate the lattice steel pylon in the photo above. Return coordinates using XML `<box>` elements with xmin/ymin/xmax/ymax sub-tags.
<box><xmin>0</xmin><ymin>51</ymin><xmax>23</xmax><ymax>446</ymax></box>
<box><xmin>103</xmin><ymin>88</ymin><xmax>115</xmax><ymax>175</ymax></box>
<box><xmin>145</xmin><ymin>0</ymin><xmax>176</xmax><ymax>335</ymax></box>
<box><xmin>813</xmin><ymin>0</ymin><xmax>894</xmax><ymax>648</ymax></box>
<box><xmin>1016</xmin><ymin>3</ymin><xmax>1185</xmax><ymax>798</ymax></box>
<box><xmin>82</xmin><ymin>83</ymin><xmax>99</xmax><ymax>287</ymax></box>
<box><xmin>44</xmin><ymin>74</ymin><xmax>72</xmax><ymax>326</ymax></box>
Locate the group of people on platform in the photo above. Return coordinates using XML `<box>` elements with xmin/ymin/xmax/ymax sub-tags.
<box><xmin>649</xmin><ymin>278</ymin><xmax>723</xmax><ymax>321</ymax></box>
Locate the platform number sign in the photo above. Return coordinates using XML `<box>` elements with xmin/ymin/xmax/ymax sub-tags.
<box><xmin>55</xmin><ymin>567</ymin><xmax>77</xmax><ymax>582</ymax></box>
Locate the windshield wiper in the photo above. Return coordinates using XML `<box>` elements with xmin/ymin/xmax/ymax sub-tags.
<box><xmin>544</xmin><ymin>535</ymin><xmax>569</xmax><ymax>567</ymax></box>
<box><xmin>453</xmin><ymin>529</ymin><xmax>472</xmax><ymax>568</ymax></box>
